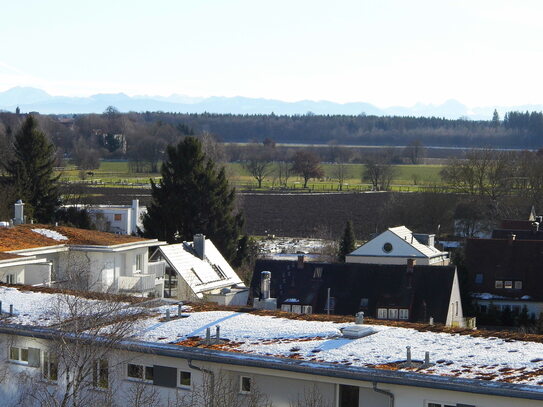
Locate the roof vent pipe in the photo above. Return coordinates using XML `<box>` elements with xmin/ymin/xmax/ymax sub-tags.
<box><xmin>193</xmin><ymin>234</ymin><xmax>206</xmax><ymax>259</ymax></box>
<box><xmin>260</xmin><ymin>271</ymin><xmax>271</xmax><ymax>300</ymax></box>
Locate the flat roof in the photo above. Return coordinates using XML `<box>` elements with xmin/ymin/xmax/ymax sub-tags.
<box><xmin>1</xmin><ymin>286</ymin><xmax>543</xmax><ymax>397</ymax></box>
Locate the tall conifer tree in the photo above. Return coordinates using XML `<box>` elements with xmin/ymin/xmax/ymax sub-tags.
<box><xmin>142</xmin><ymin>136</ymin><xmax>245</xmax><ymax>262</ymax></box>
<box><xmin>338</xmin><ymin>220</ymin><xmax>356</xmax><ymax>262</ymax></box>
<box><xmin>3</xmin><ymin>115</ymin><xmax>59</xmax><ymax>223</ymax></box>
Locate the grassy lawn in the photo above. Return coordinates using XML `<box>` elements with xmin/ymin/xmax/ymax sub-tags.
<box><xmin>57</xmin><ymin>160</ymin><xmax>444</xmax><ymax>191</ymax></box>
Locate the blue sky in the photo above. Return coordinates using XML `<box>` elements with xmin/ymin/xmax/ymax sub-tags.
<box><xmin>1</xmin><ymin>0</ymin><xmax>542</xmax><ymax>107</ymax></box>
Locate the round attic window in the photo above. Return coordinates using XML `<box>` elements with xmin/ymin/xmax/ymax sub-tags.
<box><xmin>383</xmin><ymin>242</ymin><xmax>393</xmax><ymax>253</ymax></box>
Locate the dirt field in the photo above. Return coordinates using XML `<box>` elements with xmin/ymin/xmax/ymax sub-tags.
<box><xmin>78</xmin><ymin>187</ymin><xmax>393</xmax><ymax>239</ymax></box>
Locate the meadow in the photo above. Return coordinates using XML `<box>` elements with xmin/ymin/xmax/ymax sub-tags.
<box><xmin>58</xmin><ymin>160</ymin><xmax>444</xmax><ymax>192</ymax></box>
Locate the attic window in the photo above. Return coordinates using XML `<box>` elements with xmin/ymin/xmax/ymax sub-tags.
<box><xmin>495</xmin><ymin>280</ymin><xmax>503</xmax><ymax>289</ymax></box>
<box><xmin>383</xmin><ymin>242</ymin><xmax>393</xmax><ymax>253</ymax></box>
<box><xmin>515</xmin><ymin>281</ymin><xmax>523</xmax><ymax>289</ymax></box>
<box><xmin>313</xmin><ymin>267</ymin><xmax>323</xmax><ymax>279</ymax></box>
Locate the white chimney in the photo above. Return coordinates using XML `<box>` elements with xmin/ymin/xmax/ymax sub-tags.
<box><xmin>131</xmin><ymin>199</ymin><xmax>139</xmax><ymax>234</ymax></box>
<box><xmin>193</xmin><ymin>234</ymin><xmax>206</xmax><ymax>259</ymax></box>
<box><xmin>14</xmin><ymin>200</ymin><xmax>25</xmax><ymax>225</ymax></box>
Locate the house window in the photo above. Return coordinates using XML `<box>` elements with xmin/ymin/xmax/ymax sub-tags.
<box><xmin>313</xmin><ymin>267</ymin><xmax>323</xmax><ymax>279</ymax></box>
<box><xmin>135</xmin><ymin>254</ymin><xmax>143</xmax><ymax>272</ymax></box>
<box><xmin>42</xmin><ymin>352</ymin><xmax>58</xmax><ymax>382</ymax></box>
<box><xmin>114</xmin><ymin>213</ymin><xmax>122</xmax><ymax>221</ymax></box>
<box><xmin>6</xmin><ymin>274</ymin><xmax>15</xmax><ymax>284</ymax></box>
<box><xmin>388</xmin><ymin>308</ymin><xmax>399</xmax><ymax>320</ymax></box>
<box><xmin>377</xmin><ymin>308</ymin><xmax>387</xmax><ymax>319</ymax></box>
<box><xmin>515</xmin><ymin>281</ymin><xmax>523</xmax><ymax>290</ymax></box>
<box><xmin>495</xmin><ymin>280</ymin><xmax>503</xmax><ymax>289</ymax></box>
<box><xmin>240</xmin><ymin>376</ymin><xmax>251</xmax><ymax>394</ymax></box>
<box><xmin>504</xmin><ymin>280</ymin><xmax>513</xmax><ymax>289</ymax></box>
<box><xmin>382</xmin><ymin>242</ymin><xmax>393</xmax><ymax>253</ymax></box>
<box><xmin>127</xmin><ymin>363</ymin><xmax>154</xmax><ymax>381</ymax></box>
<box><xmin>474</xmin><ymin>274</ymin><xmax>483</xmax><ymax>284</ymax></box>
<box><xmin>179</xmin><ymin>371</ymin><xmax>191</xmax><ymax>388</ymax></box>
<box><xmin>360</xmin><ymin>298</ymin><xmax>369</xmax><ymax>308</ymax></box>
<box><xmin>9</xmin><ymin>346</ymin><xmax>28</xmax><ymax>363</ymax></box>
<box><xmin>399</xmin><ymin>309</ymin><xmax>409</xmax><ymax>320</ymax></box>
<box><xmin>93</xmin><ymin>359</ymin><xmax>109</xmax><ymax>388</ymax></box>
<box><xmin>455</xmin><ymin>301</ymin><xmax>459</xmax><ymax>316</ymax></box>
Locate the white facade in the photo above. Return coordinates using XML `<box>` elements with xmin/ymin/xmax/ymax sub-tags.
<box><xmin>346</xmin><ymin>226</ymin><xmax>449</xmax><ymax>265</ymax></box>
<box><xmin>64</xmin><ymin>200</ymin><xmax>142</xmax><ymax>235</ymax></box>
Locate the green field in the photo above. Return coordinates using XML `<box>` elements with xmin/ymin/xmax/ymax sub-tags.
<box><xmin>57</xmin><ymin>160</ymin><xmax>444</xmax><ymax>192</ymax></box>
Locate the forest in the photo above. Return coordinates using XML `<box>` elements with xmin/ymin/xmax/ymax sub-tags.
<box><xmin>2</xmin><ymin>110</ymin><xmax>543</xmax><ymax>171</ymax></box>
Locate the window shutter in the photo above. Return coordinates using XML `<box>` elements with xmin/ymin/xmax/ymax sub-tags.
<box><xmin>27</xmin><ymin>348</ymin><xmax>41</xmax><ymax>367</ymax></box>
<box><xmin>152</xmin><ymin>365</ymin><xmax>177</xmax><ymax>388</ymax></box>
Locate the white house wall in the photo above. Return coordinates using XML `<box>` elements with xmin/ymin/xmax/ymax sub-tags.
<box><xmin>23</xmin><ymin>264</ymin><xmax>51</xmax><ymax>286</ymax></box>
<box><xmin>0</xmin><ymin>265</ymin><xmax>25</xmax><ymax>284</ymax></box>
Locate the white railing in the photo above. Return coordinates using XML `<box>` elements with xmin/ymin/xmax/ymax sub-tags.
<box><xmin>147</xmin><ymin>261</ymin><xmax>166</xmax><ymax>279</ymax></box>
<box><xmin>119</xmin><ymin>274</ymin><xmax>156</xmax><ymax>292</ymax></box>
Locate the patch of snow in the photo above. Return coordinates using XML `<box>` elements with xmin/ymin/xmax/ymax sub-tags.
<box><xmin>31</xmin><ymin>228</ymin><xmax>68</xmax><ymax>241</ymax></box>
<box><xmin>472</xmin><ymin>293</ymin><xmax>507</xmax><ymax>300</ymax></box>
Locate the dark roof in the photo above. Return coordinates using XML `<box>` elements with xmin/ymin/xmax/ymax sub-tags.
<box><xmin>251</xmin><ymin>259</ymin><xmax>457</xmax><ymax>323</ymax></box>
<box><xmin>491</xmin><ymin>228</ymin><xmax>543</xmax><ymax>240</ymax></box>
<box><xmin>466</xmin><ymin>238</ymin><xmax>543</xmax><ymax>301</ymax></box>
<box><xmin>499</xmin><ymin>219</ymin><xmax>535</xmax><ymax>231</ymax></box>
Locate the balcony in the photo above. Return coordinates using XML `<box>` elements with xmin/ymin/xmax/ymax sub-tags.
<box><xmin>147</xmin><ymin>261</ymin><xmax>166</xmax><ymax>279</ymax></box>
<box><xmin>119</xmin><ymin>273</ymin><xmax>156</xmax><ymax>292</ymax></box>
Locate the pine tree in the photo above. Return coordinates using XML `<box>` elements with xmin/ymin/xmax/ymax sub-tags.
<box><xmin>142</xmin><ymin>136</ymin><xmax>245</xmax><ymax>262</ymax></box>
<box><xmin>338</xmin><ymin>220</ymin><xmax>356</xmax><ymax>262</ymax></box>
<box><xmin>2</xmin><ymin>115</ymin><xmax>59</xmax><ymax>223</ymax></box>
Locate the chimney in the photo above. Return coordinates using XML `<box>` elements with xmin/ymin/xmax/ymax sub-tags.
<box><xmin>193</xmin><ymin>234</ymin><xmax>205</xmax><ymax>259</ymax></box>
<box><xmin>14</xmin><ymin>200</ymin><xmax>24</xmax><ymax>225</ymax></box>
<box><xmin>508</xmin><ymin>233</ymin><xmax>516</xmax><ymax>244</ymax></box>
<box><xmin>131</xmin><ymin>199</ymin><xmax>139</xmax><ymax>234</ymax></box>
<box><xmin>260</xmin><ymin>271</ymin><xmax>271</xmax><ymax>300</ymax></box>
<box><xmin>531</xmin><ymin>222</ymin><xmax>539</xmax><ymax>233</ymax></box>
<box><xmin>297</xmin><ymin>254</ymin><xmax>305</xmax><ymax>269</ymax></box>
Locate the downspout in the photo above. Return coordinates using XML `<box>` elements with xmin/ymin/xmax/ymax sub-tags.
<box><xmin>373</xmin><ymin>382</ymin><xmax>394</xmax><ymax>407</ymax></box>
<box><xmin>188</xmin><ymin>359</ymin><xmax>215</xmax><ymax>406</ymax></box>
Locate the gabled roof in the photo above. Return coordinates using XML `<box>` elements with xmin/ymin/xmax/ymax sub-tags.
<box><xmin>153</xmin><ymin>240</ymin><xmax>243</xmax><ymax>296</ymax></box>
<box><xmin>252</xmin><ymin>259</ymin><xmax>457</xmax><ymax>323</ymax></box>
<box><xmin>0</xmin><ymin>224</ymin><xmax>151</xmax><ymax>252</ymax></box>
<box><xmin>349</xmin><ymin>226</ymin><xmax>445</xmax><ymax>258</ymax></box>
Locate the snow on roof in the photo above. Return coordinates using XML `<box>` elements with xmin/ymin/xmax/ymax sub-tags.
<box><xmin>32</xmin><ymin>228</ymin><xmax>68</xmax><ymax>241</ymax></box>
<box><xmin>3</xmin><ymin>286</ymin><xmax>543</xmax><ymax>388</ymax></box>
<box><xmin>388</xmin><ymin>226</ymin><xmax>444</xmax><ymax>257</ymax></box>
<box><xmin>155</xmin><ymin>241</ymin><xmax>243</xmax><ymax>296</ymax></box>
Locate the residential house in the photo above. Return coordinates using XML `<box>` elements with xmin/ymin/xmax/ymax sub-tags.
<box><xmin>150</xmin><ymin>234</ymin><xmax>248</xmax><ymax>305</ymax></box>
<box><xmin>0</xmin><ymin>203</ymin><xmax>166</xmax><ymax>296</ymax></box>
<box><xmin>251</xmin><ymin>257</ymin><xmax>465</xmax><ymax>327</ymax></box>
<box><xmin>0</xmin><ymin>286</ymin><xmax>542</xmax><ymax>407</ymax></box>
<box><xmin>346</xmin><ymin>226</ymin><xmax>449</xmax><ymax>265</ymax></box>
<box><xmin>466</xmin><ymin>234</ymin><xmax>543</xmax><ymax>318</ymax></box>
<box><xmin>63</xmin><ymin>199</ymin><xmax>143</xmax><ymax>235</ymax></box>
